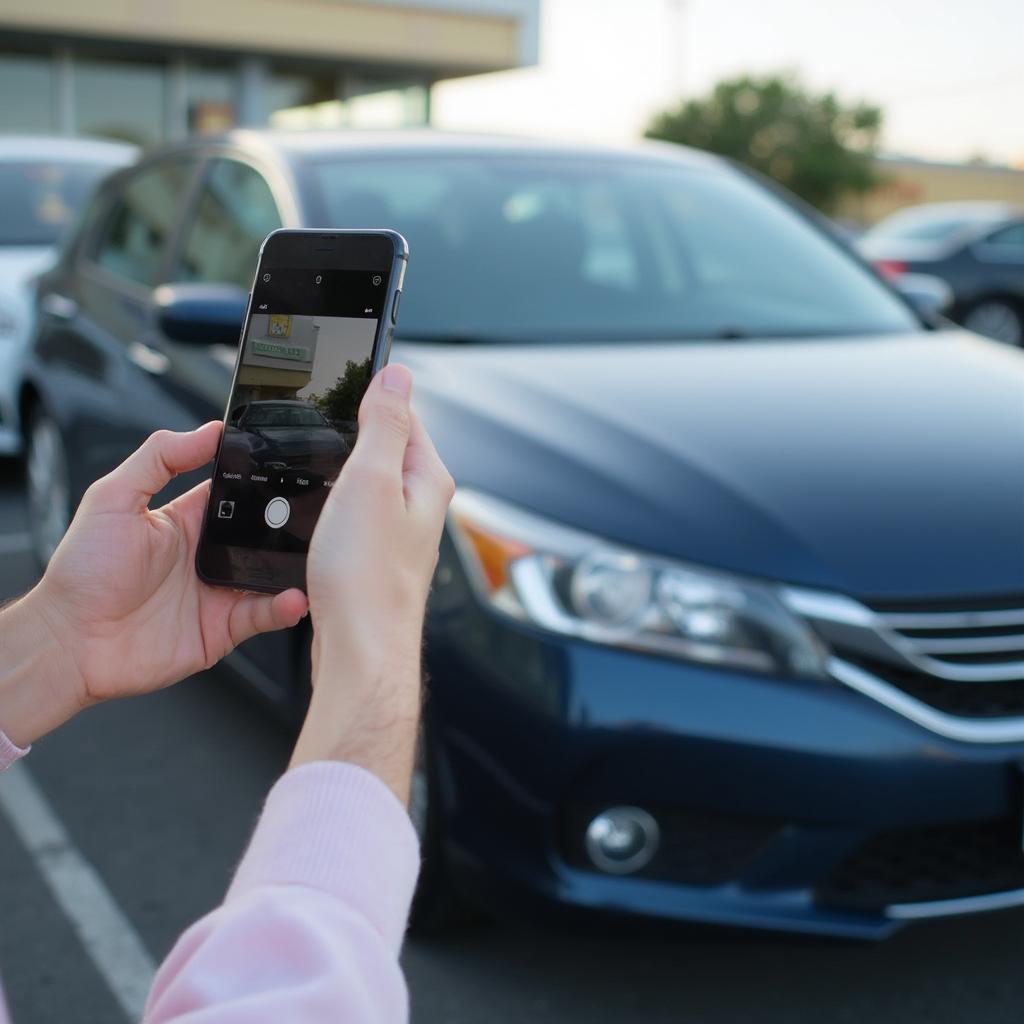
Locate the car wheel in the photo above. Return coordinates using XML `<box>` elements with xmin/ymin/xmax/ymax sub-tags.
<box><xmin>408</xmin><ymin>721</ymin><xmax>478</xmax><ymax>935</ymax></box>
<box><xmin>25</xmin><ymin>406</ymin><xmax>71</xmax><ymax>569</ymax></box>
<box><xmin>961</xmin><ymin>300</ymin><xmax>1024</xmax><ymax>346</ymax></box>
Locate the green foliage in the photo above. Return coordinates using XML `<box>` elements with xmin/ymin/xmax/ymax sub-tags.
<box><xmin>306</xmin><ymin>357</ymin><xmax>371</xmax><ymax>425</ymax></box>
<box><xmin>645</xmin><ymin>73</ymin><xmax>883</xmax><ymax>212</ymax></box>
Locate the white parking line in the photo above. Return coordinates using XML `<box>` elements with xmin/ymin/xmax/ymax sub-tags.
<box><xmin>0</xmin><ymin>533</ymin><xmax>31</xmax><ymax>555</ymax></box>
<box><xmin>0</xmin><ymin>762</ymin><xmax>156</xmax><ymax>1021</ymax></box>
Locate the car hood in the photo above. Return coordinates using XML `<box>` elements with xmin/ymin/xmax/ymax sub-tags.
<box><xmin>398</xmin><ymin>331</ymin><xmax>1024</xmax><ymax>601</ymax></box>
<box><xmin>251</xmin><ymin>426</ymin><xmax>342</xmax><ymax>447</ymax></box>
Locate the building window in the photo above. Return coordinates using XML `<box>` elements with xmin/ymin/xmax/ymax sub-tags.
<box><xmin>186</xmin><ymin>63</ymin><xmax>237</xmax><ymax>135</ymax></box>
<box><xmin>74</xmin><ymin>57</ymin><xmax>166</xmax><ymax>147</ymax></box>
<box><xmin>0</xmin><ymin>54</ymin><xmax>55</xmax><ymax>133</ymax></box>
<box><xmin>266</xmin><ymin>67</ymin><xmax>337</xmax><ymax>121</ymax></box>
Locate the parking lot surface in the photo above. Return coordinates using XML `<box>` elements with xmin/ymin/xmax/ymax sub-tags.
<box><xmin>1</xmin><ymin>460</ymin><xmax>1024</xmax><ymax>1024</ymax></box>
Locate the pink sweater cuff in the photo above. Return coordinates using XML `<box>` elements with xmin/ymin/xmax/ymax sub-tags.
<box><xmin>0</xmin><ymin>729</ymin><xmax>29</xmax><ymax>773</ymax></box>
<box><xmin>227</xmin><ymin>761</ymin><xmax>421</xmax><ymax>953</ymax></box>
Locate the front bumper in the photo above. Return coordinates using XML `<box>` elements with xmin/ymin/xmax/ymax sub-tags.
<box><xmin>425</xmin><ymin>590</ymin><xmax>1024</xmax><ymax>939</ymax></box>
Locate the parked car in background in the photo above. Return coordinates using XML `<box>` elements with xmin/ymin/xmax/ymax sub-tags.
<box><xmin>0</xmin><ymin>136</ymin><xmax>136</xmax><ymax>456</ymax></box>
<box><xmin>16</xmin><ymin>131</ymin><xmax>1024</xmax><ymax>940</ymax></box>
<box><xmin>859</xmin><ymin>201</ymin><xmax>1024</xmax><ymax>345</ymax></box>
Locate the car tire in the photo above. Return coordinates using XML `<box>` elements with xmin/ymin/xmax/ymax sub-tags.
<box><xmin>408</xmin><ymin>719</ymin><xmax>479</xmax><ymax>935</ymax></box>
<box><xmin>25</xmin><ymin>405</ymin><xmax>71</xmax><ymax>570</ymax></box>
<box><xmin>961</xmin><ymin>299</ymin><xmax>1024</xmax><ymax>346</ymax></box>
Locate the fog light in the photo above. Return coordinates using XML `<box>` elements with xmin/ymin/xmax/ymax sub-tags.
<box><xmin>584</xmin><ymin>807</ymin><xmax>660</xmax><ymax>874</ymax></box>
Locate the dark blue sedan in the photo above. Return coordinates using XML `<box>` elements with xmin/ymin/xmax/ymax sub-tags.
<box><xmin>16</xmin><ymin>131</ymin><xmax>1024</xmax><ymax>939</ymax></box>
<box><xmin>859</xmin><ymin>201</ymin><xmax>1024</xmax><ymax>345</ymax></box>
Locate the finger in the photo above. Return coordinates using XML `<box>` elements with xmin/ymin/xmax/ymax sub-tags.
<box><xmin>348</xmin><ymin>365</ymin><xmax>413</xmax><ymax>485</ymax></box>
<box><xmin>161</xmin><ymin>478</ymin><xmax>212</xmax><ymax>546</ymax></box>
<box><xmin>227</xmin><ymin>588</ymin><xmax>308</xmax><ymax>648</ymax></box>
<box><xmin>90</xmin><ymin>422</ymin><xmax>222</xmax><ymax>513</ymax></box>
<box><xmin>403</xmin><ymin>410</ymin><xmax>455</xmax><ymax>517</ymax></box>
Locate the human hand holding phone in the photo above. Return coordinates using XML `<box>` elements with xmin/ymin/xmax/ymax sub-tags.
<box><xmin>0</xmin><ymin>424</ymin><xmax>308</xmax><ymax>747</ymax></box>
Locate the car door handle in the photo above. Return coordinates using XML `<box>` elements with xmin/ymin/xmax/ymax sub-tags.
<box><xmin>40</xmin><ymin>293</ymin><xmax>78</xmax><ymax>320</ymax></box>
<box><xmin>128</xmin><ymin>341</ymin><xmax>170</xmax><ymax>375</ymax></box>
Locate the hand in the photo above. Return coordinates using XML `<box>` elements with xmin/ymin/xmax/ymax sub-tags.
<box><xmin>290</xmin><ymin>364</ymin><xmax>454</xmax><ymax>803</ymax></box>
<box><xmin>7</xmin><ymin>423</ymin><xmax>307</xmax><ymax>739</ymax></box>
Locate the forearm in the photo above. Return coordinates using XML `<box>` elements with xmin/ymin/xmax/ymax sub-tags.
<box><xmin>0</xmin><ymin>587</ymin><xmax>84</xmax><ymax>748</ymax></box>
<box><xmin>289</xmin><ymin>636</ymin><xmax>422</xmax><ymax>806</ymax></box>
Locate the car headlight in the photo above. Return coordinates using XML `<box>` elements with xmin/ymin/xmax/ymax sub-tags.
<box><xmin>448</xmin><ymin>489</ymin><xmax>829</xmax><ymax>679</ymax></box>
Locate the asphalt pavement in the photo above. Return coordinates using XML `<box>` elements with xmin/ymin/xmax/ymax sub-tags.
<box><xmin>2</xmin><ymin>458</ymin><xmax>1024</xmax><ymax>1023</ymax></box>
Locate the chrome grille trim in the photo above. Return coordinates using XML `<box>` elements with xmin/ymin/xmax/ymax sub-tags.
<box><xmin>881</xmin><ymin>608</ymin><xmax>1024</xmax><ymax>630</ymax></box>
<box><xmin>910</xmin><ymin>633</ymin><xmax>1024</xmax><ymax>655</ymax></box>
<box><xmin>828</xmin><ymin>658</ymin><xmax>1024</xmax><ymax>743</ymax></box>
<box><xmin>887</xmin><ymin>887</ymin><xmax>1024</xmax><ymax>920</ymax></box>
<box><xmin>780</xmin><ymin>587</ymin><xmax>1024</xmax><ymax>682</ymax></box>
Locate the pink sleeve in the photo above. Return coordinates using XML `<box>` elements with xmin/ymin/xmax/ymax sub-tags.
<box><xmin>0</xmin><ymin>729</ymin><xmax>29</xmax><ymax>773</ymax></box>
<box><xmin>143</xmin><ymin>762</ymin><xmax>421</xmax><ymax>1024</ymax></box>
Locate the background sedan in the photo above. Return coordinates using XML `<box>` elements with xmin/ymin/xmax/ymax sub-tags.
<box><xmin>859</xmin><ymin>201</ymin><xmax>1024</xmax><ymax>345</ymax></box>
<box><xmin>0</xmin><ymin>136</ymin><xmax>136</xmax><ymax>456</ymax></box>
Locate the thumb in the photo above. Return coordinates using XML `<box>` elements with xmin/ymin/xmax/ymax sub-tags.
<box><xmin>349</xmin><ymin>365</ymin><xmax>413</xmax><ymax>482</ymax></box>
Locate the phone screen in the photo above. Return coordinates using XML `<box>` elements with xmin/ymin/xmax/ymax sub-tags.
<box><xmin>197</xmin><ymin>242</ymin><xmax>400</xmax><ymax>592</ymax></box>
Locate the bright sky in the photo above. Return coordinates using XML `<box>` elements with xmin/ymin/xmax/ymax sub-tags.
<box><xmin>433</xmin><ymin>0</ymin><xmax>1024</xmax><ymax>166</ymax></box>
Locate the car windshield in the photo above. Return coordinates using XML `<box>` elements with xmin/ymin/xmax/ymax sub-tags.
<box><xmin>247</xmin><ymin>405</ymin><xmax>328</xmax><ymax>427</ymax></box>
<box><xmin>0</xmin><ymin>160</ymin><xmax>114</xmax><ymax>246</ymax></box>
<box><xmin>306</xmin><ymin>153</ymin><xmax>918</xmax><ymax>341</ymax></box>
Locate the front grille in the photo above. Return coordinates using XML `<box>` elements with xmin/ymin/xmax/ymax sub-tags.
<box><xmin>846</xmin><ymin>657</ymin><xmax>1024</xmax><ymax>718</ymax></box>
<box><xmin>817</xmin><ymin>817</ymin><xmax>1024</xmax><ymax>911</ymax></box>
<box><xmin>869</xmin><ymin>596</ymin><xmax>1024</xmax><ymax>677</ymax></box>
<box><xmin>563</xmin><ymin>803</ymin><xmax>782</xmax><ymax>885</ymax></box>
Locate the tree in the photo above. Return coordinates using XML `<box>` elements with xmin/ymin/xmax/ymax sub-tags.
<box><xmin>305</xmin><ymin>357</ymin><xmax>371</xmax><ymax>425</ymax></box>
<box><xmin>645</xmin><ymin>74</ymin><xmax>883</xmax><ymax>212</ymax></box>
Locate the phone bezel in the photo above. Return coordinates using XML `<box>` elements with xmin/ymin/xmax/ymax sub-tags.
<box><xmin>195</xmin><ymin>228</ymin><xmax>408</xmax><ymax>594</ymax></box>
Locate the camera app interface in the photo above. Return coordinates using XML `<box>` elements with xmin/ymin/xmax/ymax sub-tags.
<box><xmin>204</xmin><ymin>268</ymin><xmax>387</xmax><ymax>565</ymax></box>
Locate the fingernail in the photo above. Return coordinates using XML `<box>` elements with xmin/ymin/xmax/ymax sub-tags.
<box><xmin>381</xmin><ymin>364</ymin><xmax>411</xmax><ymax>398</ymax></box>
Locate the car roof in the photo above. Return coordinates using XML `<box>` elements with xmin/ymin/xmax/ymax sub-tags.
<box><xmin>0</xmin><ymin>135</ymin><xmax>139</xmax><ymax>165</ymax></box>
<box><xmin>878</xmin><ymin>200</ymin><xmax>1023</xmax><ymax>224</ymax></box>
<box><xmin>163</xmin><ymin>127</ymin><xmax>725</xmax><ymax>173</ymax></box>
<box><xmin>247</xmin><ymin>399</ymin><xmax>315</xmax><ymax>406</ymax></box>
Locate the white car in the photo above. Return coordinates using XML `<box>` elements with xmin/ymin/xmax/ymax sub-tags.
<box><xmin>0</xmin><ymin>136</ymin><xmax>136</xmax><ymax>455</ymax></box>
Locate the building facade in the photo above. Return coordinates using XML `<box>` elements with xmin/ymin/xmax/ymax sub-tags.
<box><xmin>839</xmin><ymin>155</ymin><xmax>1024</xmax><ymax>225</ymax></box>
<box><xmin>0</xmin><ymin>0</ymin><xmax>540</xmax><ymax>146</ymax></box>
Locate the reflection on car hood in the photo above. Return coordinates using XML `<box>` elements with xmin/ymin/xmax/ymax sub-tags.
<box><xmin>399</xmin><ymin>331</ymin><xmax>1024</xmax><ymax>600</ymax></box>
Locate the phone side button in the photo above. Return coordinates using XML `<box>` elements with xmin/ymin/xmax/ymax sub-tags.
<box><xmin>391</xmin><ymin>289</ymin><xmax>401</xmax><ymax>324</ymax></box>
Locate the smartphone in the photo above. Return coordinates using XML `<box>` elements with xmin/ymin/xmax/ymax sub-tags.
<box><xmin>196</xmin><ymin>228</ymin><xmax>408</xmax><ymax>594</ymax></box>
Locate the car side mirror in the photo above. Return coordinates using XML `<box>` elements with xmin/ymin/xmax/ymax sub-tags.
<box><xmin>153</xmin><ymin>283</ymin><xmax>247</xmax><ymax>346</ymax></box>
<box><xmin>894</xmin><ymin>273</ymin><xmax>954</xmax><ymax>326</ymax></box>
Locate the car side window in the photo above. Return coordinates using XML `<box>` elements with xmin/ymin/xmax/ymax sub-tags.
<box><xmin>984</xmin><ymin>223</ymin><xmax>1024</xmax><ymax>250</ymax></box>
<box><xmin>178</xmin><ymin>159</ymin><xmax>282</xmax><ymax>288</ymax></box>
<box><xmin>92</xmin><ymin>159</ymin><xmax>193</xmax><ymax>287</ymax></box>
